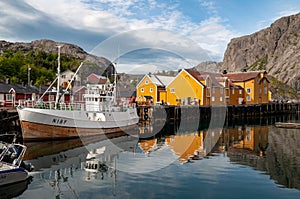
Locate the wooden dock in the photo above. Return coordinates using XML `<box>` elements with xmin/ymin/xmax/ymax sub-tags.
<box><xmin>137</xmin><ymin>103</ymin><xmax>300</xmax><ymax>122</ymax></box>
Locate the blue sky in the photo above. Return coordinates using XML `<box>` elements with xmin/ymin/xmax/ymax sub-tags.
<box><xmin>1</xmin><ymin>0</ymin><xmax>300</xmax><ymax>73</ymax></box>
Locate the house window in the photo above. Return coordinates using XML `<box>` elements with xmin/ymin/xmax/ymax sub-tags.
<box><xmin>6</xmin><ymin>94</ymin><xmax>12</xmax><ymax>101</ymax></box>
<box><xmin>141</xmin><ymin>88</ymin><xmax>144</xmax><ymax>93</ymax></box>
<box><xmin>239</xmin><ymin>89</ymin><xmax>243</xmax><ymax>95</ymax></box>
<box><xmin>49</xmin><ymin>95</ymin><xmax>55</xmax><ymax>101</ymax></box>
<box><xmin>0</xmin><ymin>94</ymin><xmax>4</xmax><ymax>100</ymax></box>
<box><xmin>246</xmin><ymin>96</ymin><xmax>251</xmax><ymax>101</ymax></box>
<box><xmin>170</xmin><ymin>88</ymin><xmax>175</xmax><ymax>93</ymax></box>
<box><xmin>212</xmin><ymin>87</ymin><xmax>215</xmax><ymax>94</ymax></box>
<box><xmin>150</xmin><ymin>88</ymin><xmax>153</xmax><ymax>93</ymax></box>
<box><xmin>220</xmin><ymin>97</ymin><xmax>223</xmax><ymax>102</ymax></box>
<box><xmin>259</xmin><ymin>88</ymin><xmax>262</xmax><ymax>94</ymax></box>
<box><xmin>264</xmin><ymin>86</ymin><xmax>267</xmax><ymax>94</ymax></box>
<box><xmin>246</xmin><ymin>88</ymin><xmax>251</xmax><ymax>93</ymax></box>
<box><xmin>232</xmin><ymin>88</ymin><xmax>235</xmax><ymax>94</ymax></box>
<box><xmin>212</xmin><ymin>96</ymin><xmax>215</xmax><ymax>102</ymax></box>
<box><xmin>145</xmin><ymin>80</ymin><xmax>149</xmax><ymax>84</ymax></box>
<box><xmin>220</xmin><ymin>88</ymin><xmax>223</xmax><ymax>94</ymax></box>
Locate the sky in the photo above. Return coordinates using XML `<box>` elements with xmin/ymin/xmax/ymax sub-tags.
<box><xmin>1</xmin><ymin>0</ymin><xmax>300</xmax><ymax>73</ymax></box>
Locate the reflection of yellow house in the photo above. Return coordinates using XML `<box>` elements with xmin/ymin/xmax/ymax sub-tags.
<box><xmin>165</xmin><ymin>132</ymin><xmax>203</xmax><ymax>163</ymax></box>
<box><xmin>139</xmin><ymin>138</ymin><xmax>157</xmax><ymax>154</ymax></box>
<box><xmin>233</xmin><ymin>126</ymin><xmax>268</xmax><ymax>153</ymax></box>
<box><xmin>224</xmin><ymin>71</ymin><xmax>270</xmax><ymax>104</ymax></box>
<box><xmin>136</xmin><ymin>74</ymin><xmax>174</xmax><ymax>105</ymax></box>
<box><xmin>219</xmin><ymin>126</ymin><xmax>269</xmax><ymax>155</ymax></box>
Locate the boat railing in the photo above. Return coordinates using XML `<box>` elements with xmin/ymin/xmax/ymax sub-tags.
<box><xmin>18</xmin><ymin>100</ymin><xmax>84</xmax><ymax>111</ymax></box>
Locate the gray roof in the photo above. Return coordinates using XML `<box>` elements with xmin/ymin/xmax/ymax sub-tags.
<box><xmin>149</xmin><ymin>74</ymin><xmax>174</xmax><ymax>87</ymax></box>
<box><xmin>0</xmin><ymin>83</ymin><xmax>48</xmax><ymax>94</ymax></box>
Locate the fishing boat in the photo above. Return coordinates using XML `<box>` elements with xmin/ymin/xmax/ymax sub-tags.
<box><xmin>17</xmin><ymin>46</ymin><xmax>139</xmax><ymax>141</ymax></box>
<box><xmin>0</xmin><ymin>141</ymin><xmax>32</xmax><ymax>186</ymax></box>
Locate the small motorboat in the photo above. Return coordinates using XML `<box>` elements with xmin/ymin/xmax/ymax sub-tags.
<box><xmin>275</xmin><ymin>122</ymin><xmax>300</xmax><ymax>129</ymax></box>
<box><xmin>0</xmin><ymin>140</ymin><xmax>33</xmax><ymax>186</ymax></box>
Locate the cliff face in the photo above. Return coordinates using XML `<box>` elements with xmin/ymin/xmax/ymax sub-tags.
<box><xmin>222</xmin><ymin>13</ymin><xmax>300</xmax><ymax>90</ymax></box>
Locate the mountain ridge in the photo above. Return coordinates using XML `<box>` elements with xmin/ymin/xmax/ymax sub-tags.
<box><xmin>222</xmin><ymin>12</ymin><xmax>300</xmax><ymax>94</ymax></box>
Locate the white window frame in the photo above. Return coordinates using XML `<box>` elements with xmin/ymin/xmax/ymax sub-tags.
<box><xmin>246</xmin><ymin>88</ymin><xmax>251</xmax><ymax>93</ymax></box>
<box><xmin>246</xmin><ymin>96</ymin><xmax>251</xmax><ymax>101</ymax></box>
<box><xmin>232</xmin><ymin>88</ymin><xmax>235</xmax><ymax>94</ymax></box>
<box><xmin>150</xmin><ymin>88</ymin><xmax>153</xmax><ymax>93</ymax></box>
<box><xmin>6</xmin><ymin>94</ymin><xmax>12</xmax><ymax>101</ymax></box>
<box><xmin>0</xmin><ymin>94</ymin><xmax>4</xmax><ymax>100</ymax></box>
<box><xmin>220</xmin><ymin>97</ymin><xmax>223</xmax><ymax>102</ymax></box>
<box><xmin>212</xmin><ymin>96</ymin><xmax>215</xmax><ymax>102</ymax></box>
<box><xmin>239</xmin><ymin>89</ymin><xmax>243</xmax><ymax>95</ymax></box>
<box><xmin>141</xmin><ymin>88</ymin><xmax>144</xmax><ymax>93</ymax></box>
<box><xmin>170</xmin><ymin>88</ymin><xmax>175</xmax><ymax>93</ymax></box>
<box><xmin>145</xmin><ymin>80</ymin><xmax>149</xmax><ymax>84</ymax></box>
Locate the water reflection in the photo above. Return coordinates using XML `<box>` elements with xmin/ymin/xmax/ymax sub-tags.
<box><xmin>0</xmin><ymin>177</ymin><xmax>32</xmax><ymax>199</ymax></box>
<box><xmin>19</xmin><ymin>115</ymin><xmax>300</xmax><ymax>198</ymax></box>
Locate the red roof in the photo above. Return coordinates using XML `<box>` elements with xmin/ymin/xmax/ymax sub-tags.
<box><xmin>223</xmin><ymin>71</ymin><xmax>265</xmax><ymax>82</ymax></box>
<box><xmin>185</xmin><ymin>69</ymin><xmax>224</xmax><ymax>87</ymax></box>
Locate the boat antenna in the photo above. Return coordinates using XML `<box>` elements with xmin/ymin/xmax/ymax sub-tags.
<box><xmin>55</xmin><ymin>46</ymin><xmax>61</xmax><ymax>109</ymax></box>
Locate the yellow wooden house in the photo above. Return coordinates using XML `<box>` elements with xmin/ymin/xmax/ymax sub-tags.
<box><xmin>166</xmin><ymin>69</ymin><xmax>206</xmax><ymax>106</ymax></box>
<box><xmin>166</xmin><ymin>69</ymin><xmax>229</xmax><ymax>106</ymax></box>
<box><xmin>224</xmin><ymin>71</ymin><xmax>270</xmax><ymax>104</ymax></box>
<box><xmin>136</xmin><ymin>74</ymin><xmax>174</xmax><ymax>105</ymax></box>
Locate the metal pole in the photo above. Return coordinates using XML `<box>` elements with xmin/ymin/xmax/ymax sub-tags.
<box><xmin>55</xmin><ymin>46</ymin><xmax>61</xmax><ymax>109</ymax></box>
<box><xmin>28</xmin><ymin>65</ymin><xmax>31</xmax><ymax>86</ymax></box>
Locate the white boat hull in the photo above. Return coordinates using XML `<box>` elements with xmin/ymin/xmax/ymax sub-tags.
<box><xmin>17</xmin><ymin>107</ymin><xmax>139</xmax><ymax>140</ymax></box>
<box><xmin>0</xmin><ymin>166</ymin><xmax>28</xmax><ymax>186</ymax></box>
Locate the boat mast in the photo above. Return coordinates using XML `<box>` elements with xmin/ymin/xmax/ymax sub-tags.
<box><xmin>113</xmin><ymin>62</ymin><xmax>117</xmax><ymax>104</ymax></box>
<box><xmin>55</xmin><ymin>46</ymin><xmax>61</xmax><ymax>109</ymax></box>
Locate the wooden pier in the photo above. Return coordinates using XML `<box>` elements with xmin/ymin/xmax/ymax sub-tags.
<box><xmin>137</xmin><ymin>103</ymin><xmax>300</xmax><ymax>122</ymax></box>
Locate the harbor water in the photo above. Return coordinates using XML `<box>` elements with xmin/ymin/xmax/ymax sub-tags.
<box><xmin>2</xmin><ymin>114</ymin><xmax>300</xmax><ymax>199</ymax></box>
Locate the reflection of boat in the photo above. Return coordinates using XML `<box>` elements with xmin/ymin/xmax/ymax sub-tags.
<box><xmin>0</xmin><ymin>141</ymin><xmax>33</xmax><ymax>186</ymax></box>
<box><xmin>17</xmin><ymin>47</ymin><xmax>139</xmax><ymax>140</ymax></box>
<box><xmin>275</xmin><ymin>122</ymin><xmax>300</xmax><ymax>129</ymax></box>
<box><xmin>0</xmin><ymin>176</ymin><xmax>32</xmax><ymax>199</ymax></box>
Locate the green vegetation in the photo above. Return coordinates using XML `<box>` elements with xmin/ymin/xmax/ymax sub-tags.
<box><xmin>0</xmin><ymin>50</ymin><xmax>82</xmax><ymax>86</ymax></box>
<box><xmin>268</xmin><ymin>75</ymin><xmax>299</xmax><ymax>100</ymax></box>
<box><xmin>247</xmin><ymin>54</ymin><xmax>268</xmax><ymax>71</ymax></box>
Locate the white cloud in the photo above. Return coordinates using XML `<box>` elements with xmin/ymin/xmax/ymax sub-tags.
<box><xmin>189</xmin><ymin>17</ymin><xmax>240</xmax><ymax>59</ymax></box>
<box><xmin>0</xmin><ymin>0</ymin><xmax>241</xmax><ymax>70</ymax></box>
<box><xmin>256</xmin><ymin>8</ymin><xmax>300</xmax><ymax>30</ymax></box>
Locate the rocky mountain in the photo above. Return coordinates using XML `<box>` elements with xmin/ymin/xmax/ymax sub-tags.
<box><xmin>222</xmin><ymin>13</ymin><xmax>300</xmax><ymax>95</ymax></box>
<box><xmin>193</xmin><ymin>61</ymin><xmax>221</xmax><ymax>72</ymax></box>
<box><xmin>0</xmin><ymin>39</ymin><xmax>114</xmax><ymax>75</ymax></box>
